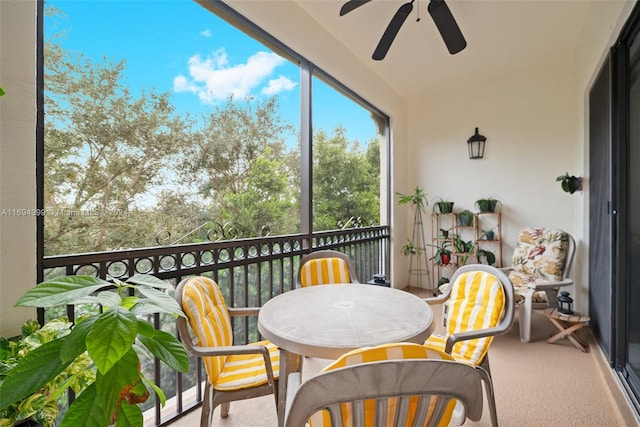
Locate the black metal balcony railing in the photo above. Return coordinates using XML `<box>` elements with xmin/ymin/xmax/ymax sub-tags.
<box><xmin>41</xmin><ymin>226</ymin><xmax>390</xmax><ymax>426</ymax></box>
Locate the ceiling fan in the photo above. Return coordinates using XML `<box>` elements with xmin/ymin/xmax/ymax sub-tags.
<box><xmin>339</xmin><ymin>0</ymin><xmax>467</xmax><ymax>60</ymax></box>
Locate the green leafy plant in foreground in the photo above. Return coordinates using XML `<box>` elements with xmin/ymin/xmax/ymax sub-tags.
<box><xmin>0</xmin><ymin>318</ymin><xmax>94</xmax><ymax>427</ymax></box>
<box><xmin>0</xmin><ymin>274</ymin><xmax>189</xmax><ymax>427</ymax></box>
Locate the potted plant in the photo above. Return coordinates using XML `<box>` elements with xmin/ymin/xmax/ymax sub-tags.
<box><xmin>438</xmin><ymin>228</ymin><xmax>450</xmax><ymax>239</ymax></box>
<box><xmin>396</xmin><ymin>186</ymin><xmax>428</xmax><ymax>210</ymax></box>
<box><xmin>457</xmin><ymin>210</ymin><xmax>474</xmax><ymax>227</ymax></box>
<box><xmin>431</xmin><ymin>242</ymin><xmax>452</xmax><ymax>265</ymax></box>
<box><xmin>477</xmin><ymin>249</ymin><xmax>496</xmax><ymax>265</ymax></box>
<box><xmin>556</xmin><ymin>172</ymin><xmax>582</xmax><ymax>194</ymax></box>
<box><xmin>1</xmin><ymin>319</ymin><xmax>94</xmax><ymax>427</ymax></box>
<box><xmin>453</xmin><ymin>235</ymin><xmax>474</xmax><ymax>265</ymax></box>
<box><xmin>401</xmin><ymin>239</ymin><xmax>422</xmax><ymax>257</ymax></box>
<box><xmin>437</xmin><ymin>276</ymin><xmax>450</xmax><ymax>287</ymax></box>
<box><xmin>0</xmin><ymin>274</ymin><xmax>189</xmax><ymax>427</ymax></box>
<box><xmin>480</xmin><ymin>227</ymin><xmax>496</xmax><ymax>241</ymax></box>
<box><xmin>475</xmin><ymin>197</ymin><xmax>501</xmax><ymax>213</ymax></box>
<box><xmin>433</xmin><ymin>198</ymin><xmax>454</xmax><ymax>214</ymax></box>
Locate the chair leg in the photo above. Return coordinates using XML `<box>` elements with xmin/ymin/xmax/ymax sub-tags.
<box><xmin>477</xmin><ymin>366</ymin><xmax>499</xmax><ymax>427</ymax></box>
<box><xmin>220</xmin><ymin>401</ymin><xmax>231</xmax><ymax>418</ymax></box>
<box><xmin>519</xmin><ymin>291</ymin><xmax>534</xmax><ymax>342</ymax></box>
<box><xmin>200</xmin><ymin>385</ymin><xmax>213</xmax><ymax>427</ymax></box>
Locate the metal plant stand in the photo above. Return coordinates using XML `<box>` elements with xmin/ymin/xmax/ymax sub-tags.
<box><xmin>408</xmin><ymin>206</ymin><xmax>433</xmax><ymax>291</ymax></box>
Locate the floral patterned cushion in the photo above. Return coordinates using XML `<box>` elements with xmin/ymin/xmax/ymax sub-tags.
<box><xmin>508</xmin><ymin>228</ymin><xmax>569</xmax><ymax>303</ymax></box>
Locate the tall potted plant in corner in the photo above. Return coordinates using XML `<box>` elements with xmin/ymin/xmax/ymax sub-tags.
<box><xmin>0</xmin><ymin>274</ymin><xmax>189</xmax><ymax>427</ymax></box>
<box><xmin>396</xmin><ymin>186</ymin><xmax>432</xmax><ymax>289</ymax></box>
<box><xmin>396</xmin><ymin>186</ymin><xmax>428</xmax><ymax>210</ymax></box>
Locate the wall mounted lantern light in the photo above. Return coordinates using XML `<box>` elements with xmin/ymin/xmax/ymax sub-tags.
<box><xmin>467</xmin><ymin>127</ymin><xmax>486</xmax><ymax>159</ymax></box>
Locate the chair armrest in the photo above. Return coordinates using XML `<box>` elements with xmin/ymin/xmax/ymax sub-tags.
<box><xmin>528</xmin><ymin>279</ymin><xmax>573</xmax><ymax>290</ymax></box>
<box><xmin>188</xmin><ymin>342</ymin><xmax>277</xmax><ymax>386</ymax></box>
<box><xmin>186</xmin><ymin>342</ymin><xmax>271</xmax><ymax>358</ymax></box>
<box><xmin>284</xmin><ymin>372</ymin><xmax>302</xmax><ymax>421</ymax></box>
<box><xmin>445</xmin><ymin>325</ymin><xmax>512</xmax><ymax>354</ymax></box>
<box><xmin>423</xmin><ymin>294</ymin><xmax>449</xmax><ymax>305</ymax></box>
<box><xmin>228</xmin><ymin>306</ymin><xmax>261</xmax><ymax>317</ymax></box>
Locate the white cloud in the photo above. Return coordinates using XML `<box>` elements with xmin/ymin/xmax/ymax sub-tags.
<box><xmin>173</xmin><ymin>48</ymin><xmax>295</xmax><ymax>103</ymax></box>
<box><xmin>200</xmin><ymin>29</ymin><xmax>212</xmax><ymax>38</ymax></box>
<box><xmin>262</xmin><ymin>76</ymin><xmax>297</xmax><ymax>95</ymax></box>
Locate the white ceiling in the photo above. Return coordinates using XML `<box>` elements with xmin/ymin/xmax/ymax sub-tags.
<box><xmin>295</xmin><ymin>0</ymin><xmax>593</xmax><ymax>98</ymax></box>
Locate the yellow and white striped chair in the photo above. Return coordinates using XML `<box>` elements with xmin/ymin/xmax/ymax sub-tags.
<box><xmin>423</xmin><ymin>265</ymin><xmax>514</xmax><ymax>427</ymax></box>
<box><xmin>297</xmin><ymin>250</ymin><xmax>359</xmax><ymax>287</ymax></box>
<box><xmin>175</xmin><ymin>276</ymin><xmax>279</xmax><ymax>427</ymax></box>
<box><xmin>284</xmin><ymin>342</ymin><xmax>484</xmax><ymax>427</ymax></box>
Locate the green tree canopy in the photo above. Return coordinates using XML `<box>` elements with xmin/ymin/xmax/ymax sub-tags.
<box><xmin>312</xmin><ymin>126</ymin><xmax>380</xmax><ymax>231</ymax></box>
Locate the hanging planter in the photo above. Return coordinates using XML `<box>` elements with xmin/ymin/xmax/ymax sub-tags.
<box><xmin>556</xmin><ymin>173</ymin><xmax>582</xmax><ymax>194</ymax></box>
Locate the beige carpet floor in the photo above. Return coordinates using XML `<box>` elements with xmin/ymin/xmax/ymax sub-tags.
<box><xmin>168</xmin><ymin>301</ymin><xmax>639</xmax><ymax>427</ymax></box>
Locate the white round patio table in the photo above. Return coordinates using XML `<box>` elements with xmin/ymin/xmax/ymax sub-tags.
<box><xmin>258</xmin><ymin>283</ymin><xmax>434</xmax><ymax>426</ymax></box>
<box><xmin>258</xmin><ymin>283</ymin><xmax>434</xmax><ymax>360</ymax></box>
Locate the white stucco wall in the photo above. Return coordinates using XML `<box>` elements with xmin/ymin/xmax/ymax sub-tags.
<box><xmin>400</xmin><ymin>1</ymin><xmax>635</xmax><ymax>312</ymax></box>
<box><xmin>0</xmin><ymin>0</ymin><xmax>38</xmax><ymax>337</ymax></box>
<box><xmin>405</xmin><ymin>53</ymin><xmax>584</xmax><ymax>301</ymax></box>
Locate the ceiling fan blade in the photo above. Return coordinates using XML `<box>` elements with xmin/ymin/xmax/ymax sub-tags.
<box><xmin>340</xmin><ymin>0</ymin><xmax>372</xmax><ymax>16</ymax></box>
<box><xmin>372</xmin><ymin>2</ymin><xmax>413</xmax><ymax>61</ymax></box>
<box><xmin>428</xmin><ymin>0</ymin><xmax>467</xmax><ymax>54</ymax></box>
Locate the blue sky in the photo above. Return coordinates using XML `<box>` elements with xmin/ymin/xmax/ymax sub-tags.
<box><xmin>46</xmin><ymin>0</ymin><xmax>377</xmax><ymax>146</ymax></box>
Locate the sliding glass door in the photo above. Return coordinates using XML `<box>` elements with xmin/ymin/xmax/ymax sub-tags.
<box><xmin>624</xmin><ymin>19</ymin><xmax>640</xmax><ymax>404</ymax></box>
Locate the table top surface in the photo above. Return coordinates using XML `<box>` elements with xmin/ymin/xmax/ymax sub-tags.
<box><xmin>257</xmin><ymin>284</ymin><xmax>434</xmax><ymax>359</ymax></box>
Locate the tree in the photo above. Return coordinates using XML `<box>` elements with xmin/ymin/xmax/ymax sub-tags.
<box><xmin>182</xmin><ymin>96</ymin><xmax>296</xmax><ymax>204</ymax></box>
<box><xmin>312</xmin><ymin>126</ymin><xmax>380</xmax><ymax>230</ymax></box>
<box><xmin>221</xmin><ymin>147</ymin><xmax>298</xmax><ymax>236</ymax></box>
<box><xmin>44</xmin><ymin>34</ymin><xmax>193</xmax><ymax>254</ymax></box>
<box><xmin>43</xmin><ymin>5</ymin><xmax>380</xmax><ymax>255</ymax></box>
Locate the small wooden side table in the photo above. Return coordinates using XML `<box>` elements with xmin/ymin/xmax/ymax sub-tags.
<box><xmin>544</xmin><ymin>308</ymin><xmax>590</xmax><ymax>352</ymax></box>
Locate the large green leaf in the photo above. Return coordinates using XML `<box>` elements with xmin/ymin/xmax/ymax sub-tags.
<box><xmin>96</xmin><ymin>290</ymin><xmax>122</xmax><ymax>309</ymax></box>
<box><xmin>133</xmin><ymin>286</ymin><xmax>185</xmax><ymax>317</ymax></box>
<box><xmin>114</xmin><ymin>402</ymin><xmax>143</xmax><ymax>427</ymax></box>
<box><xmin>60</xmin><ymin>383</ymin><xmax>108</xmax><ymax>427</ymax></box>
<box><xmin>59</xmin><ymin>314</ymin><xmax>99</xmax><ymax>363</ymax></box>
<box><xmin>137</xmin><ymin>321</ymin><xmax>189</xmax><ymax>373</ymax></box>
<box><xmin>86</xmin><ymin>307</ymin><xmax>138</xmax><ymax>374</ymax></box>
<box><xmin>125</xmin><ymin>274</ymin><xmax>169</xmax><ymax>289</ymax></box>
<box><xmin>140</xmin><ymin>373</ymin><xmax>166</xmax><ymax>406</ymax></box>
<box><xmin>95</xmin><ymin>349</ymin><xmax>140</xmax><ymax>423</ymax></box>
<box><xmin>0</xmin><ymin>338</ymin><xmax>70</xmax><ymax>410</ymax></box>
<box><xmin>16</xmin><ymin>276</ymin><xmax>109</xmax><ymax>307</ymax></box>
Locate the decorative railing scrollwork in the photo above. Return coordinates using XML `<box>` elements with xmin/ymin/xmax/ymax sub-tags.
<box><xmin>155</xmin><ymin>221</ymin><xmax>256</xmax><ymax>245</ymax></box>
<box><xmin>338</xmin><ymin>216</ymin><xmax>376</xmax><ymax>229</ymax></box>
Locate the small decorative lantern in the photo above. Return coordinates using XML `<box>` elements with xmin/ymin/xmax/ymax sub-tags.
<box><xmin>467</xmin><ymin>127</ymin><xmax>486</xmax><ymax>159</ymax></box>
<box><xmin>557</xmin><ymin>291</ymin><xmax>574</xmax><ymax>315</ymax></box>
